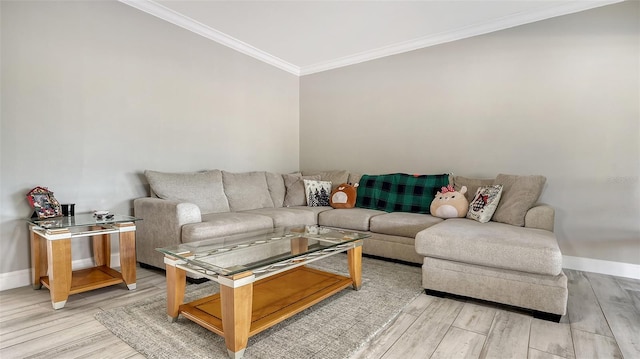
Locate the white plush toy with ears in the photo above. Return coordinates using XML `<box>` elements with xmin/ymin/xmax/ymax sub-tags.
<box><xmin>430</xmin><ymin>185</ymin><xmax>469</xmax><ymax>218</ymax></box>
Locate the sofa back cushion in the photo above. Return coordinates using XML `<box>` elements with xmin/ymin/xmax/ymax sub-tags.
<box><xmin>265</xmin><ymin>172</ymin><xmax>286</xmax><ymax>208</ymax></box>
<box><xmin>145</xmin><ymin>170</ymin><xmax>230</xmax><ymax>214</ymax></box>
<box><xmin>282</xmin><ymin>173</ymin><xmax>321</xmax><ymax>206</ymax></box>
<box><xmin>492</xmin><ymin>174</ymin><xmax>546</xmax><ymax>227</ymax></box>
<box><xmin>222</xmin><ymin>171</ymin><xmax>275</xmax><ymax>211</ymax></box>
<box><xmin>302</xmin><ymin>170</ymin><xmax>349</xmax><ymax>191</ymax></box>
<box><xmin>355</xmin><ymin>173</ymin><xmax>449</xmax><ymax>214</ymax></box>
<box><xmin>453</xmin><ymin>175</ymin><xmax>495</xmax><ymax>202</ymax></box>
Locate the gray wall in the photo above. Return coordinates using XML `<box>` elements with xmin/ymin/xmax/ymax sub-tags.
<box><xmin>300</xmin><ymin>1</ymin><xmax>640</xmax><ymax>264</ymax></box>
<box><xmin>1</xmin><ymin>1</ymin><xmax>300</xmax><ymax>274</ymax></box>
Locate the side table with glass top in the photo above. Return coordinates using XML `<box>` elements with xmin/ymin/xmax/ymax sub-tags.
<box><xmin>28</xmin><ymin>214</ymin><xmax>140</xmax><ymax>309</ymax></box>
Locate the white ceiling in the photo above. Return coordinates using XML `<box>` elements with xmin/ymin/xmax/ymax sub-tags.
<box><xmin>120</xmin><ymin>0</ymin><xmax>623</xmax><ymax>75</ymax></box>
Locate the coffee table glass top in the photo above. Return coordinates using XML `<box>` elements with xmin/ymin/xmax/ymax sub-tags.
<box><xmin>28</xmin><ymin>214</ymin><xmax>140</xmax><ymax>229</ymax></box>
<box><xmin>157</xmin><ymin>226</ymin><xmax>369</xmax><ymax>276</ymax></box>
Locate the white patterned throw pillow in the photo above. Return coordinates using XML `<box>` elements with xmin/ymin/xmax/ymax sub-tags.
<box><xmin>303</xmin><ymin>180</ymin><xmax>332</xmax><ymax>207</ymax></box>
<box><xmin>466</xmin><ymin>184</ymin><xmax>503</xmax><ymax>223</ymax></box>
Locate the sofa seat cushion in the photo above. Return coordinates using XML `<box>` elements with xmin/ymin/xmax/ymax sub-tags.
<box><xmin>415</xmin><ymin>218</ymin><xmax>562</xmax><ymax>276</ymax></box>
<box><xmin>287</xmin><ymin>205</ymin><xmax>333</xmax><ymax>222</ymax></box>
<box><xmin>182</xmin><ymin>212</ymin><xmax>273</xmax><ymax>243</ymax></box>
<box><xmin>318</xmin><ymin>208</ymin><xmax>386</xmax><ymax>231</ymax></box>
<box><xmin>242</xmin><ymin>208</ymin><xmax>316</xmax><ymax>227</ymax></box>
<box><xmin>364</xmin><ymin>233</ymin><xmax>424</xmax><ymax>264</ymax></box>
<box><xmin>370</xmin><ymin>212</ymin><xmax>443</xmax><ymax>238</ymax></box>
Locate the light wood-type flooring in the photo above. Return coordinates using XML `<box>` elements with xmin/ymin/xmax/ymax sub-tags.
<box><xmin>1</xmin><ymin>266</ymin><xmax>638</xmax><ymax>359</ymax></box>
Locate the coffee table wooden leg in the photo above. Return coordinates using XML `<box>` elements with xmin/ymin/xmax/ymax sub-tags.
<box><xmin>290</xmin><ymin>237</ymin><xmax>309</xmax><ymax>255</ymax></box>
<box><xmin>166</xmin><ymin>263</ymin><xmax>186</xmax><ymax>322</ymax></box>
<box><xmin>220</xmin><ymin>274</ymin><xmax>254</xmax><ymax>359</ymax></box>
<box><xmin>347</xmin><ymin>243</ymin><xmax>363</xmax><ymax>290</ymax></box>
<box><xmin>30</xmin><ymin>230</ymin><xmax>48</xmax><ymax>289</ymax></box>
<box><xmin>117</xmin><ymin>224</ymin><xmax>137</xmax><ymax>290</ymax></box>
<box><xmin>47</xmin><ymin>238</ymin><xmax>72</xmax><ymax>309</ymax></box>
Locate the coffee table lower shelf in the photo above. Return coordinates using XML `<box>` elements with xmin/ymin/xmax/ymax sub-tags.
<box><xmin>179</xmin><ymin>266</ymin><xmax>354</xmax><ymax>338</ymax></box>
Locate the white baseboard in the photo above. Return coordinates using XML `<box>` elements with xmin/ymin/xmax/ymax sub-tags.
<box><xmin>0</xmin><ymin>268</ymin><xmax>32</xmax><ymax>292</ymax></box>
<box><xmin>562</xmin><ymin>255</ymin><xmax>640</xmax><ymax>280</ymax></box>
<box><xmin>0</xmin><ymin>254</ymin><xmax>121</xmax><ymax>292</ymax></box>
<box><xmin>2</xmin><ymin>254</ymin><xmax>638</xmax><ymax>291</ymax></box>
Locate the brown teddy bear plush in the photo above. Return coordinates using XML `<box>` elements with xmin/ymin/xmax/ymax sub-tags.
<box><xmin>330</xmin><ymin>183</ymin><xmax>359</xmax><ymax>209</ymax></box>
<box><xmin>430</xmin><ymin>185</ymin><xmax>469</xmax><ymax>218</ymax></box>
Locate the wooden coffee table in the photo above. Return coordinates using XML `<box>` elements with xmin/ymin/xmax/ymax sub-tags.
<box><xmin>157</xmin><ymin>227</ymin><xmax>369</xmax><ymax>359</ymax></box>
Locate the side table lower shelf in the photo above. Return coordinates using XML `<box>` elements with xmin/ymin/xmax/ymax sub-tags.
<box><xmin>40</xmin><ymin>265</ymin><xmax>134</xmax><ymax>296</ymax></box>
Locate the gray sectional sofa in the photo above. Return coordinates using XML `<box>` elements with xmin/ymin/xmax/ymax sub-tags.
<box><xmin>133</xmin><ymin>169</ymin><xmax>568</xmax><ymax>321</ymax></box>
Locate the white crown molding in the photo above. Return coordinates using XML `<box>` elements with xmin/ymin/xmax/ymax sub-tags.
<box><xmin>120</xmin><ymin>0</ymin><xmax>622</xmax><ymax>77</ymax></box>
<box><xmin>118</xmin><ymin>0</ymin><xmax>301</xmax><ymax>76</ymax></box>
<box><xmin>299</xmin><ymin>0</ymin><xmax>624</xmax><ymax>75</ymax></box>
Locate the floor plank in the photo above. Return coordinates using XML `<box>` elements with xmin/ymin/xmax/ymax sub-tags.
<box><xmin>572</xmin><ymin>329</ymin><xmax>623</xmax><ymax>359</ymax></box>
<box><xmin>431</xmin><ymin>326</ymin><xmax>485</xmax><ymax>359</ymax></box>
<box><xmin>381</xmin><ymin>297</ymin><xmax>464</xmax><ymax>359</ymax></box>
<box><xmin>350</xmin><ymin>311</ymin><xmax>418</xmax><ymax>359</ymax></box>
<box><xmin>0</xmin><ymin>320</ymin><xmax>107</xmax><ymax>358</ymax></box>
<box><xmin>586</xmin><ymin>272</ymin><xmax>640</xmax><ymax>359</ymax></box>
<box><xmin>529</xmin><ymin>318</ymin><xmax>575</xmax><ymax>358</ymax></box>
<box><xmin>452</xmin><ymin>302</ymin><xmax>497</xmax><ymax>335</ymax></box>
<box><xmin>564</xmin><ymin>269</ymin><xmax>614</xmax><ymax>337</ymax></box>
<box><xmin>528</xmin><ymin>348</ymin><xmax>567</xmax><ymax>359</ymax></box>
<box><xmin>22</xmin><ymin>329</ymin><xmax>138</xmax><ymax>359</ymax></box>
<box><xmin>479</xmin><ymin>311</ymin><xmax>531</xmax><ymax>359</ymax></box>
<box><xmin>0</xmin><ymin>309</ymin><xmax>96</xmax><ymax>349</ymax></box>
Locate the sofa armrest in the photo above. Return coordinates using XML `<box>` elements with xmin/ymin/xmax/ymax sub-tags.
<box><xmin>133</xmin><ymin>197</ymin><xmax>202</xmax><ymax>268</ymax></box>
<box><xmin>524</xmin><ymin>204</ymin><xmax>555</xmax><ymax>232</ymax></box>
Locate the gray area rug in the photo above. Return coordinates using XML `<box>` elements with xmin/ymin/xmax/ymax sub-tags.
<box><xmin>95</xmin><ymin>255</ymin><xmax>422</xmax><ymax>359</ymax></box>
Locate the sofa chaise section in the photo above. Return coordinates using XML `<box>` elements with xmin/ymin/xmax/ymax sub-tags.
<box><xmin>415</xmin><ymin>203</ymin><xmax>568</xmax><ymax>320</ymax></box>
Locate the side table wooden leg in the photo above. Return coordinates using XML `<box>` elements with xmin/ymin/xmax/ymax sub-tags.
<box><xmin>47</xmin><ymin>238</ymin><xmax>72</xmax><ymax>309</ymax></box>
<box><xmin>30</xmin><ymin>230</ymin><xmax>47</xmax><ymax>289</ymax></box>
<box><xmin>117</xmin><ymin>224</ymin><xmax>137</xmax><ymax>290</ymax></box>
<box><xmin>220</xmin><ymin>274</ymin><xmax>254</xmax><ymax>359</ymax></box>
<box><xmin>166</xmin><ymin>263</ymin><xmax>186</xmax><ymax>322</ymax></box>
<box><xmin>347</xmin><ymin>243</ymin><xmax>363</xmax><ymax>291</ymax></box>
<box><xmin>91</xmin><ymin>226</ymin><xmax>111</xmax><ymax>268</ymax></box>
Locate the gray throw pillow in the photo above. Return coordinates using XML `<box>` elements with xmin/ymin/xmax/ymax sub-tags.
<box><xmin>491</xmin><ymin>174</ymin><xmax>546</xmax><ymax>226</ymax></box>
<box><xmin>453</xmin><ymin>175</ymin><xmax>495</xmax><ymax>202</ymax></box>
<box><xmin>282</xmin><ymin>174</ymin><xmax>321</xmax><ymax>207</ymax></box>
<box><xmin>145</xmin><ymin>170</ymin><xmax>230</xmax><ymax>214</ymax></box>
